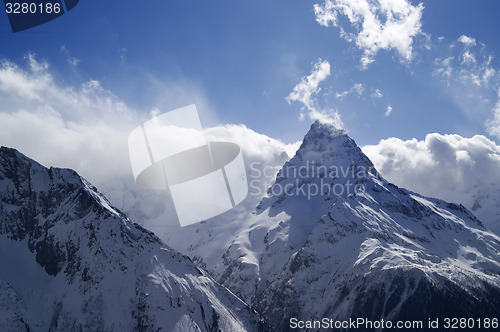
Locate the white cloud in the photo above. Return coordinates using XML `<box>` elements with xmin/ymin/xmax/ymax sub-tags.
<box><xmin>371</xmin><ymin>88</ymin><xmax>383</xmax><ymax>99</ymax></box>
<box><xmin>204</xmin><ymin>125</ymin><xmax>300</xmax><ymax>162</ymax></box>
<box><xmin>0</xmin><ymin>108</ymin><xmax>132</xmax><ymax>185</ymax></box>
<box><xmin>286</xmin><ymin>59</ymin><xmax>343</xmax><ymax>127</ymax></box>
<box><xmin>458</xmin><ymin>35</ymin><xmax>476</xmax><ymax>47</ymax></box>
<box><xmin>0</xmin><ymin>55</ymin><xmax>221</xmax><ymax>188</ymax></box>
<box><xmin>0</xmin><ymin>55</ymin><xmax>137</xmax><ymax>185</ymax></box>
<box><xmin>385</xmin><ymin>105</ymin><xmax>393</xmax><ymax>116</ymax></box>
<box><xmin>0</xmin><ymin>54</ymin><xmax>51</xmax><ymax>100</ymax></box>
<box><xmin>351</xmin><ymin>82</ymin><xmax>364</xmax><ymax>96</ymax></box>
<box><xmin>287</xmin><ymin>59</ymin><xmax>330</xmax><ymax>111</ymax></box>
<box><xmin>314</xmin><ymin>0</ymin><xmax>424</xmax><ymax>67</ymax></box>
<box><xmin>362</xmin><ymin>134</ymin><xmax>500</xmax><ymax>234</ymax></box>
<box><xmin>336</xmin><ymin>82</ymin><xmax>364</xmax><ymax>98</ymax></box>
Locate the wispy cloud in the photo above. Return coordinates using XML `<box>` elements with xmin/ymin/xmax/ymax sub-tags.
<box><xmin>60</xmin><ymin>45</ymin><xmax>81</xmax><ymax>67</ymax></box>
<box><xmin>433</xmin><ymin>35</ymin><xmax>500</xmax><ymax>139</ymax></box>
<box><xmin>287</xmin><ymin>59</ymin><xmax>331</xmax><ymax>112</ymax></box>
<box><xmin>314</xmin><ymin>0</ymin><xmax>425</xmax><ymax>68</ymax></box>
<box><xmin>286</xmin><ymin>59</ymin><xmax>343</xmax><ymax>127</ymax></box>
<box><xmin>486</xmin><ymin>88</ymin><xmax>500</xmax><ymax>138</ymax></box>
<box><xmin>433</xmin><ymin>56</ymin><xmax>454</xmax><ymax>81</ymax></box>
<box><xmin>434</xmin><ymin>36</ymin><xmax>498</xmax><ymax>89</ymax></box>
<box><xmin>371</xmin><ymin>88</ymin><xmax>383</xmax><ymax>99</ymax></box>
<box><xmin>385</xmin><ymin>105</ymin><xmax>393</xmax><ymax>117</ymax></box>
<box><xmin>118</xmin><ymin>47</ymin><xmax>127</xmax><ymax>64</ymax></box>
<box><xmin>336</xmin><ymin>82</ymin><xmax>364</xmax><ymax>98</ymax></box>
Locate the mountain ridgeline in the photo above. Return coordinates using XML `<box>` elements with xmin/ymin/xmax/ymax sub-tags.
<box><xmin>0</xmin><ymin>146</ymin><xmax>267</xmax><ymax>331</ymax></box>
<box><xmin>1</xmin><ymin>121</ymin><xmax>500</xmax><ymax>332</ymax></box>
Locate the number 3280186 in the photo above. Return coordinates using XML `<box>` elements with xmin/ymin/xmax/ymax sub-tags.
<box><xmin>5</xmin><ymin>2</ymin><xmax>61</xmax><ymax>14</ymax></box>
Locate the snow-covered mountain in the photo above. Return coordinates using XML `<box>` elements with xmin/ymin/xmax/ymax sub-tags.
<box><xmin>32</xmin><ymin>120</ymin><xmax>500</xmax><ymax>332</ymax></box>
<box><xmin>0</xmin><ymin>147</ymin><xmax>268</xmax><ymax>332</ymax></box>
<box><xmin>139</xmin><ymin>122</ymin><xmax>500</xmax><ymax>331</ymax></box>
<box><xmin>221</xmin><ymin>122</ymin><xmax>500</xmax><ymax>329</ymax></box>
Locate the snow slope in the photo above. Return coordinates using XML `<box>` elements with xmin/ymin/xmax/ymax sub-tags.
<box><xmin>0</xmin><ymin>146</ymin><xmax>268</xmax><ymax>332</ymax></box>
<box><xmin>217</xmin><ymin>122</ymin><xmax>500</xmax><ymax>330</ymax></box>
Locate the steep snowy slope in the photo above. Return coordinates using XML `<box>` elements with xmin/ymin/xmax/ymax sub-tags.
<box><xmin>0</xmin><ymin>147</ymin><xmax>268</xmax><ymax>332</ymax></box>
<box><xmin>192</xmin><ymin>122</ymin><xmax>500</xmax><ymax>330</ymax></box>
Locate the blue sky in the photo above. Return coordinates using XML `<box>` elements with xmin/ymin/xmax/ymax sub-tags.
<box><xmin>1</xmin><ymin>0</ymin><xmax>500</xmax><ymax>146</ymax></box>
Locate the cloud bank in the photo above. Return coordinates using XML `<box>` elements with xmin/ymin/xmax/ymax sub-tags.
<box><xmin>314</xmin><ymin>0</ymin><xmax>424</xmax><ymax>67</ymax></box>
<box><xmin>0</xmin><ymin>55</ymin><xmax>297</xmax><ymax>192</ymax></box>
<box><xmin>363</xmin><ymin>134</ymin><xmax>500</xmax><ymax>234</ymax></box>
